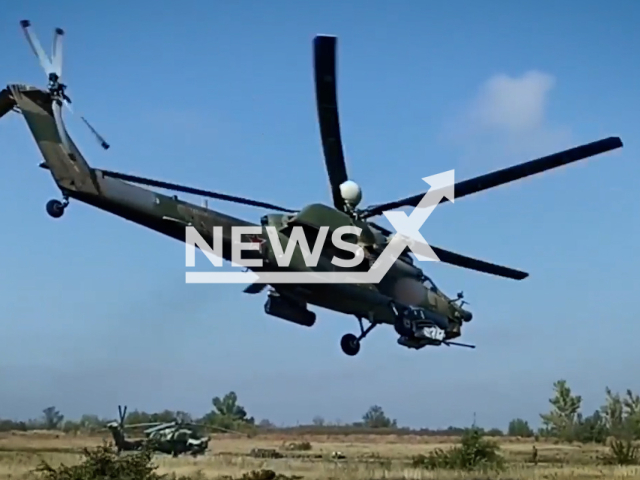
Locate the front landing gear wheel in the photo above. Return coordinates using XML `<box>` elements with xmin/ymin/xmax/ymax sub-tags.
<box><xmin>340</xmin><ymin>333</ymin><xmax>360</xmax><ymax>356</ymax></box>
<box><xmin>339</xmin><ymin>317</ymin><xmax>378</xmax><ymax>356</ymax></box>
<box><xmin>46</xmin><ymin>199</ymin><xmax>66</xmax><ymax>218</ymax></box>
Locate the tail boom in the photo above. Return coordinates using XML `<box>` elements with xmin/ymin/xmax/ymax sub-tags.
<box><xmin>13</xmin><ymin>84</ymin><xmax>257</xmax><ymax>262</ymax></box>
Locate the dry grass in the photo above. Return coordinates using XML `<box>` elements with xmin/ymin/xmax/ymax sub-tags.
<box><xmin>0</xmin><ymin>431</ymin><xmax>637</xmax><ymax>480</ymax></box>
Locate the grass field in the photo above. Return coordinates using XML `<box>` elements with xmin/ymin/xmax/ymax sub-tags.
<box><xmin>0</xmin><ymin>431</ymin><xmax>638</xmax><ymax>480</ymax></box>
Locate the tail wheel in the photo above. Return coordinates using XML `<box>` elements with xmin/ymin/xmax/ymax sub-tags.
<box><xmin>46</xmin><ymin>199</ymin><xmax>65</xmax><ymax>218</ymax></box>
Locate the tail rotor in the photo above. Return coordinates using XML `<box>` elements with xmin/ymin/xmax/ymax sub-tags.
<box><xmin>118</xmin><ymin>405</ymin><xmax>127</xmax><ymax>430</ymax></box>
<box><xmin>19</xmin><ymin>20</ymin><xmax>110</xmax><ymax>157</ymax></box>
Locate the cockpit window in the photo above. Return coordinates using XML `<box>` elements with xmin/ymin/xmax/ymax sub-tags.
<box><xmin>423</xmin><ymin>276</ymin><xmax>437</xmax><ymax>291</ymax></box>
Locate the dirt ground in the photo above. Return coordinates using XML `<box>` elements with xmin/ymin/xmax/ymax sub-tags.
<box><xmin>0</xmin><ymin>431</ymin><xmax>638</xmax><ymax>480</ymax></box>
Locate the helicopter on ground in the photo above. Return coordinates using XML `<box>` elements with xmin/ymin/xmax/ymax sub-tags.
<box><xmin>0</xmin><ymin>21</ymin><xmax>623</xmax><ymax>356</ymax></box>
<box><xmin>105</xmin><ymin>405</ymin><xmax>224</xmax><ymax>457</ymax></box>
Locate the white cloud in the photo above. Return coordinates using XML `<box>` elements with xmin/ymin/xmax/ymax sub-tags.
<box><xmin>468</xmin><ymin>71</ymin><xmax>555</xmax><ymax>133</ymax></box>
<box><xmin>442</xmin><ymin>70</ymin><xmax>572</xmax><ymax>169</ymax></box>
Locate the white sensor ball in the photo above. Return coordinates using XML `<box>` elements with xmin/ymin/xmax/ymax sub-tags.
<box><xmin>339</xmin><ymin>180</ymin><xmax>362</xmax><ymax>207</ymax></box>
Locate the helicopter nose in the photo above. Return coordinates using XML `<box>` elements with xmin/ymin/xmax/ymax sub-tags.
<box><xmin>461</xmin><ymin>310</ymin><xmax>473</xmax><ymax>322</ymax></box>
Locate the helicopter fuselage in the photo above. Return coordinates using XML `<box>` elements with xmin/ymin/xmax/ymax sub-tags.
<box><xmin>256</xmin><ymin>205</ymin><xmax>470</xmax><ymax>333</ymax></box>
<box><xmin>8</xmin><ymin>85</ymin><xmax>470</xmax><ymax>345</ymax></box>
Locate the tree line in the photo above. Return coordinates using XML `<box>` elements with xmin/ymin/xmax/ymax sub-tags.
<box><xmin>1</xmin><ymin>380</ymin><xmax>639</xmax><ymax>443</ymax></box>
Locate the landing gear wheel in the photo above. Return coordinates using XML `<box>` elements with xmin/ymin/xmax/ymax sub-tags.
<box><xmin>46</xmin><ymin>199</ymin><xmax>65</xmax><ymax>218</ymax></box>
<box><xmin>339</xmin><ymin>317</ymin><xmax>378</xmax><ymax>356</ymax></box>
<box><xmin>340</xmin><ymin>333</ymin><xmax>360</xmax><ymax>356</ymax></box>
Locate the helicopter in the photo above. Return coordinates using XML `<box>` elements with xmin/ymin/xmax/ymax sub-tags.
<box><xmin>104</xmin><ymin>405</ymin><xmax>217</xmax><ymax>457</ymax></box>
<box><xmin>1</xmin><ymin>21</ymin><xmax>623</xmax><ymax>356</ymax></box>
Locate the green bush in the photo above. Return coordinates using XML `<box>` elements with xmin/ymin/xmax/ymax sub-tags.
<box><xmin>34</xmin><ymin>445</ymin><xmax>164</xmax><ymax>480</ymax></box>
<box><xmin>601</xmin><ymin>438</ymin><xmax>639</xmax><ymax>465</ymax></box>
<box><xmin>507</xmin><ymin>418</ymin><xmax>534</xmax><ymax>437</ymax></box>
<box><xmin>282</xmin><ymin>441</ymin><xmax>312</xmax><ymax>451</ymax></box>
<box><xmin>33</xmin><ymin>445</ymin><xmax>303</xmax><ymax>480</ymax></box>
<box><xmin>220</xmin><ymin>472</ymin><xmax>302</xmax><ymax>480</ymax></box>
<box><xmin>412</xmin><ymin>428</ymin><xmax>504</xmax><ymax>472</ymax></box>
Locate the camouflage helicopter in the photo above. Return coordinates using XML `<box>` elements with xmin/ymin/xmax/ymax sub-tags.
<box><xmin>1</xmin><ymin>22</ymin><xmax>623</xmax><ymax>356</ymax></box>
<box><xmin>105</xmin><ymin>405</ymin><xmax>219</xmax><ymax>457</ymax></box>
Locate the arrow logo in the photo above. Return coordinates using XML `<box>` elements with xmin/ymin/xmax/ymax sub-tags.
<box><xmin>185</xmin><ymin>170</ymin><xmax>455</xmax><ymax>284</ymax></box>
<box><xmin>382</xmin><ymin>170</ymin><xmax>454</xmax><ymax>261</ymax></box>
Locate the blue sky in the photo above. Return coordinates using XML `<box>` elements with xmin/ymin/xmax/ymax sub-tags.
<box><xmin>0</xmin><ymin>0</ymin><xmax>638</xmax><ymax>429</ymax></box>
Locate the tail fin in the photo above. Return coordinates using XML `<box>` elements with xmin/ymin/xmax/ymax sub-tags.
<box><xmin>108</xmin><ymin>426</ymin><xmax>126</xmax><ymax>451</ymax></box>
<box><xmin>0</xmin><ymin>88</ymin><xmax>16</xmax><ymax>120</ymax></box>
<box><xmin>9</xmin><ymin>84</ymin><xmax>100</xmax><ymax>196</ymax></box>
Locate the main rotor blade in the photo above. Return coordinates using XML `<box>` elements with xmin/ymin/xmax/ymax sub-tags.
<box><xmin>314</xmin><ymin>35</ymin><xmax>349</xmax><ymax>211</ymax></box>
<box><xmin>208</xmin><ymin>425</ymin><xmax>246</xmax><ymax>435</ymax></box>
<box><xmin>431</xmin><ymin>245</ymin><xmax>528</xmax><ymax>280</ymax></box>
<box><xmin>51</xmin><ymin>27</ymin><xmax>64</xmax><ymax>77</ymax></box>
<box><xmin>124</xmin><ymin>422</ymin><xmax>164</xmax><ymax>429</ymax></box>
<box><xmin>19</xmin><ymin>20</ymin><xmax>53</xmax><ymax>74</ymax></box>
<box><xmin>99</xmin><ymin>170</ymin><xmax>297</xmax><ymax>213</ymax></box>
<box><xmin>362</xmin><ymin>136</ymin><xmax>623</xmax><ymax>218</ymax></box>
<box><xmin>368</xmin><ymin>222</ymin><xmax>527</xmax><ymax>280</ymax></box>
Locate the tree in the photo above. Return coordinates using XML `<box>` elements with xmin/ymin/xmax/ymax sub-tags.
<box><xmin>202</xmin><ymin>391</ymin><xmax>254</xmax><ymax>429</ymax></box>
<box><xmin>78</xmin><ymin>414</ymin><xmax>103</xmax><ymax>432</ymax></box>
<box><xmin>42</xmin><ymin>406</ymin><xmax>64</xmax><ymax>430</ymax></box>
<box><xmin>601</xmin><ymin>387</ymin><xmax>640</xmax><ymax>439</ymax></box>
<box><xmin>123</xmin><ymin>409</ymin><xmax>152</xmax><ymax>425</ymax></box>
<box><xmin>124</xmin><ymin>409</ymin><xmax>175</xmax><ymax>424</ymax></box>
<box><xmin>573</xmin><ymin>410</ymin><xmax>608</xmax><ymax>443</ymax></box>
<box><xmin>601</xmin><ymin>387</ymin><xmax>625</xmax><ymax>435</ymax></box>
<box><xmin>0</xmin><ymin>419</ymin><xmax>27</xmax><ymax>432</ymax></box>
<box><xmin>150</xmin><ymin>410</ymin><xmax>177</xmax><ymax>423</ymax></box>
<box><xmin>258</xmin><ymin>419</ymin><xmax>275</xmax><ymax>428</ymax></box>
<box><xmin>539</xmin><ymin>380</ymin><xmax>582</xmax><ymax>441</ymax></box>
<box><xmin>312</xmin><ymin>416</ymin><xmax>325</xmax><ymax>426</ymax></box>
<box><xmin>62</xmin><ymin>420</ymin><xmax>80</xmax><ymax>432</ymax></box>
<box><xmin>507</xmin><ymin>418</ymin><xmax>534</xmax><ymax>437</ymax></box>
<box><xmin>362</xmin><ymin>405</ymin><xmax>397</xmax><ymax>428</ymax></box>
<box><xmin>174</xmin><ymin>411</ymin><xmax>193</xmax><ymax>423</ymax></box>
<box><xmin>622</xmin><ymin>389</ymin><xmax>640</xmax><ymax>439</ymax></box>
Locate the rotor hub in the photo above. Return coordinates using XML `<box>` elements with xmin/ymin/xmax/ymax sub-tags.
<box><xmin>47</xmin><ymin>73</ymin><xmax>69</xmax><ymax>102</ymax></box>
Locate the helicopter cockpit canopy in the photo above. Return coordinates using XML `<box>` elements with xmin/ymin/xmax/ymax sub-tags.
<box><xmin>422</xmin><ymin>274</ymin><xmax>438</xmax><ymax>292</ymax></box>
<box><xmin>398</xmin><ymin>247</ymin><xmax>414</xmax><ymax>264</ymax></box>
